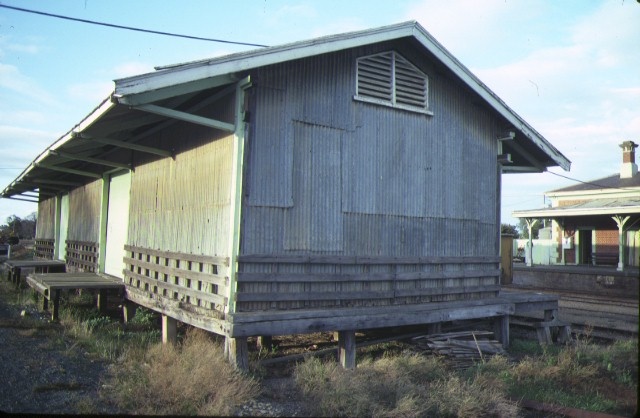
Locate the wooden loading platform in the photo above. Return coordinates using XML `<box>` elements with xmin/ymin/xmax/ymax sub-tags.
<box><xmin>3</xmin><ymin>259</ymin><xmax>66</xmax><ymax>288</ymax></box>
<box><xmin>26</xmin><ymin>272</ymin><xmax>125</xmax><ymax>320</ymax></box>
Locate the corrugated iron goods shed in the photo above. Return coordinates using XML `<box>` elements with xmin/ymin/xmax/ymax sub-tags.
<box><xmin>2</xmin><ymin>21</ymin><xmax>569</xmax><ymax>369</ymax></box>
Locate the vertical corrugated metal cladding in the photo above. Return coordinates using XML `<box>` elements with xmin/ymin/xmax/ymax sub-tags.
<box><xmin>67</xmin><ymin>179</ymin><xmax>103</xmax><ymax>242</ymax></box>
<box><xmin>284</xmin><ymin>121</ymin><xmax>343</xmax><ymax>251</ymax></box>
<box><xmin>242</xmin><ymin>52</ymin><xmax>353</xmax><ymax>255</ymax></box>
<box><xmin>128</xmin><ymin>95</ymin><xmax>235</xmax><ymax>256</ymax></box>
<box><xmin>242</xmin><ymin>46</ymin><xmax>498</xmax><ymax>258</ymax></box>
<box><xmin>36</xmin><ymin>196</ymin><xmax>57</xmax><ymax>239</ymax></box>
<box><xmin>128</xmin><ymin>135</ymin><xmax>233</xmax><ymax>255</ymax></box>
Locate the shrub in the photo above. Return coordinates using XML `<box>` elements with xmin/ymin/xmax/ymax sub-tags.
<box><xmin>108</xmin><ymin>327</ymin><xmax>259</xmax><ymax>415</ymax></box>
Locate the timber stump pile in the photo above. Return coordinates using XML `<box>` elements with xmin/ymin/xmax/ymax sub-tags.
<box><xmin>411</xmin><ymin>330</ymin><xmax>506</xmax><ymax>369</ymax></box>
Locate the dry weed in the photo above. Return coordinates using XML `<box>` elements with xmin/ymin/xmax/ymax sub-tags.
<box><xmin>109</xmin><ymin>327</ymin><xmax>259</xmax><ymax>415</ymax></box>
<box><xmin>294</xmin><ymin>352</ymin><xmax>517</xmax><ymax>417</ymax></box>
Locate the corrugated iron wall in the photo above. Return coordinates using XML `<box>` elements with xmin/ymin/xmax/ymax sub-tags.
<box><xmin>128</xmin><ymin>130</ymin><xmax>234</xmax><ymax>256</ymax></box>
<box><xmin>35</xmin><ymin>196</ymin><xmax>56</xmax><ymax>239</ymax></box>
<box><xmin>241</xmin><ymin>46</ymin><xmax>498</xmax><ymax>258</ymax></box>
<box><xmin>235</xmin><ymin>45</ymin><xmax>502</xmax><ymax>313</ymax></box>
<box><xmin>67</xmin><ymin>179</ymin><xmax>102</xmax><ymax>242</ymax></box>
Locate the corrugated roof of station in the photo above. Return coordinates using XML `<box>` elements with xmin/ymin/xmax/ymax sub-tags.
<box><xmin>2</xmin><ymin>20</ymin><xmax>570</xmax><ymax>200</ymax></box>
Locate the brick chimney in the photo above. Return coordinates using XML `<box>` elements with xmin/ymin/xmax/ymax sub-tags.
<box><xmin>619</xmin><ymin>141</ymin><xmax>638</xmax><ymax>178</ymax></box>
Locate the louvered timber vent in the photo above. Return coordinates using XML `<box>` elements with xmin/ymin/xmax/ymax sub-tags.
<box><xmin>356</xmin><ymin>51</ymin><xmax>429</xmax><ymax>112</ymax></box>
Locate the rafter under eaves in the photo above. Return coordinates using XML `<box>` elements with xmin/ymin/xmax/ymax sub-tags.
<box><xmin>49</xmin><ymin>150</ymin><xmax>131</xmax><ymax>171</ymax></box>
<box><xmin>3</xmin><ymin>196</ymin><xmax>39</xmax><ymax>203</ymax></box>
<box><xmin>14</xmin><ymin>181</ymin><xmax>65</xmax><ymax>193</ymax></box>
<box><xmin>74</xmin><ymin>133</ymin><xmax>173</xmax><ymax>159</ymax></box>
<box><xmin>505</xmin><ymin>140</ymin><xmax>546</xmax><ymax>172</ymax></box>
<box><xmin>30</xmin><ymin>178</ymin><xmax>82</xmax><ymax>187</ymax></box>
<box><xmin>35</xmin><ymin>163</ymin><xmax>102</xmax><ymax>179</ymax></box>
<box><xmin>132</xmin><ymin>104</ymin><xmax>235</xmax><ymax>132</ymax></box>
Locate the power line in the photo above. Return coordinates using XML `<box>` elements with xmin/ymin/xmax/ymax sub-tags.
<box><xmin>546</xmin><ymin>170</ymin><xmax>639</xmax><ymax>192</ymax></box>
<box><xmin>0</xmin><ymin>3</ymin><xmax>269</xmax><ymax>48</ymax></box>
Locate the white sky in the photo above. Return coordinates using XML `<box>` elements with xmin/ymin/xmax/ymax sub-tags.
<box><xmin>1</xmin><ymin>0</ymin><xmax>638</xmax><ymax>228</ymax></box>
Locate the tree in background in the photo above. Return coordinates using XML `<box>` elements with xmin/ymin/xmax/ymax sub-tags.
<box><xmin>517</xmin><ymin>218</ymin><xmax>549</xmax><ymax>239</ymax></box>
<box><xmin>0</xmin><ymin>213</ymin><xmax>37</xmax><ymax>243</ymax></box>
<box><xmin>500</xmin><ymin>223</ymin><xmax>519</xmax><ymax>238</ymax></box>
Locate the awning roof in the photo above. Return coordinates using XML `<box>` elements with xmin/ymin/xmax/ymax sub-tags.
<box><xmin>2</xmin><ymin>21</ymin><xmax>570</xmax><ymax>202</ymax></box>
<box><xmin>513</xmin><ymin>197</ymin><xmax>640</xmax><ymax>218</ymax></box>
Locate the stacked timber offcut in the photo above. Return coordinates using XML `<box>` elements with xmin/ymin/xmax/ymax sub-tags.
<box><xmin>411</xmin><ymin>330</ymin><xmax>505</xmax><ymax>369</ymax></box>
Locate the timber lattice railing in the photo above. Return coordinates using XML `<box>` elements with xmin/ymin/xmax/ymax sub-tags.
<box><xmin>235</xmin><ymin>254</ymin><xmax>501</xmax><ymax>312</ymax></box>
<box><xmin>123</xmin><ymin>245</ymin><xmax>229</xmax><ymax>319</ymax></box>
<box><xmin>35</xmin><ymin>239</ymin><xmax>55</xmax><ymax>260</ymax></box>
<box><xmin>65</xmin><ymin>240</ymin><xmax>99</xmax><ymax>272</ymax></box>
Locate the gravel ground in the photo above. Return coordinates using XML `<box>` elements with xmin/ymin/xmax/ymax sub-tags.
<box><xmin>0</xmin><ymin>279</ymin><xmax>309</xmax><ymax>416</ymax></box>
<box><xmin>0</xmin><ymin>294</ymin><xmax>124</xmax><ymax>415</ymax></box>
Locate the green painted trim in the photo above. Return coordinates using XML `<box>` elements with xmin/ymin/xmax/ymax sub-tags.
<box><xmin>53</xmin><ymin>195</ymin><xmax>61</xmax><ymax>260</ymax></box>
<box><xmin>98</xmin><ymin>174</ymin><xmax>110</xmax><ymax>273</ymax></box>
<box><xmin>226</xmin><ymin>76</ymin><xmax>252</xmax><ymax>315</ymax></box>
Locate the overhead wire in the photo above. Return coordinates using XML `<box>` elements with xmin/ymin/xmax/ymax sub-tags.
<box><xmin>0</xmin><ymin>3</ymin><xmax>269</xmax><ymax>48</ymax></box>
<box><xmin>546</xmin><ymin>170</ymin><xmax>639</xmax><ymax>192</ymax></box>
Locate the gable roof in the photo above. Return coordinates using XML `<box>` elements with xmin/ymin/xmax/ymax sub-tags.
<box><xmin>513</xmin><ymin>170</ymin><xmax>640</xmax><ymax>219</ymax></box>
<box><xmin>513</xmin><ymin>197</ymin><xmax>640</xmax><ymax>219</ymax></box>
<box><xmin>548</xmin><ymin>173</ymin><xmax>640</xmax><ymax>194</ymax></box>
<box><xmin>2</xmin><ymin>21</ymin><xmax>570</xmax><ymax>201</ymax></box>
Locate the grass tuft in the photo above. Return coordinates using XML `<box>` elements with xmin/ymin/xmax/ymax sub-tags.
<box><xmin>107</xmin><ymin>327</ymin><xmax>260</xmax><ymax>415</ymax></box>
<box><xmin>294</xmin><ymin>352</ymin><xmax>518</xmax><ymax>417</ymax></box>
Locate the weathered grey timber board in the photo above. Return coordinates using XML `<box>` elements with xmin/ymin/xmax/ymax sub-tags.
<box><xmin>236</xmin><ymin>284</ymin><xmax>501</xmax><ymax>302</ymax></box>
<box><xmin>125</xmin><ymin>270</ymin><xmax>227</xmax><ymax>306</ymax></box>
<box><xmin>230</xmin><ymin>297</ymin><xmax>511</xmax><ymax>323</ymax></box>
<box><xmin>238</xmin><ymin>254</ymin><xmax>500</xmax><ymax>264</ymax></box>
<box><xmin>498</xmin><ymin>289</ymin><xmax>559</xmax><ymax>314</ymax></box>
<box><xmin>126</xmin><ymin>287</ymin><xmax>229</xmax><ymax>335</ymax></box>
<box><xmin>124</xmin><ymin>245</ymin><xmax>229</xmax><ymax>267</ymax></box>
<box><xmin>4</xmin><ymin>260</ymin><xmax>66</xmax><ymax>268</ymax></box>
<box><xmin>123</xmin><ymin>257</ymin><xmax>228</xmax><ymax>287</ymax></box>
<box><xmin>513</xmin><ymin>267</ymin><xmax>639</xmax><ymax>299</ymax></box>
<box><xmin>228</xmin><ymin>300</ymin><xmax>514</xmax><ymax>337</ymax></box>
<box><xmin>237</xmin><ymin>268</ymin><xmax>501</xmax><ymax>283</ymax></box>
<box><xmin>27</xmin><ymin>272</ymin><xmax>124</xmax><ymax>292</ymax></box>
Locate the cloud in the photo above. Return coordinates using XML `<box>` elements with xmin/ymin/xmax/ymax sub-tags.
<box><xmin>0</xmin><ymin>63</ymin><xmax>58</xmax><ymax>106</ymax></box>
<box><xmin>266</xmin><ymin>4</ymin><xmax>318</xmax><ymax>26</ymax></box>
<box><xmin>67</xmin><ymin>81</ymin><xmax>114</xmax><ymax>103</ymax></box>
<box><xmin>6</xmin><ymin>42</ymin><xmax>40</xmax><ymax>55</ymax></box>
<box><xmin>66</xmin><ymin>61</ymin><xmax>156</xmax><ymax>104</ymax></box>
<box><xmin>404</xmin><ymin>0</ymin><xmax>544</xmax><ymax>58</ymax></box>
<box><xmin>0</xmin><ymin>35</ymin><xmax>43</xmax><ymax>58</ymax></box>
<box><xmin>112</xmin><ymin>61</ymin><xmax>156</xmax><ymax>78</ymax></box>
<box><xmin>309</xmin><ymin>17</ymin><xmax>368</xmax><ymax>38</ymax></box>
<box><xmin>0</xmin><ymin>125</ymin><xmax>57</xmax><ymax>162</ymax></box>
<box><xmin>570</xmin><ymin>1</ymin><xmax>638</xmax><ymax>68</ymax></box>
